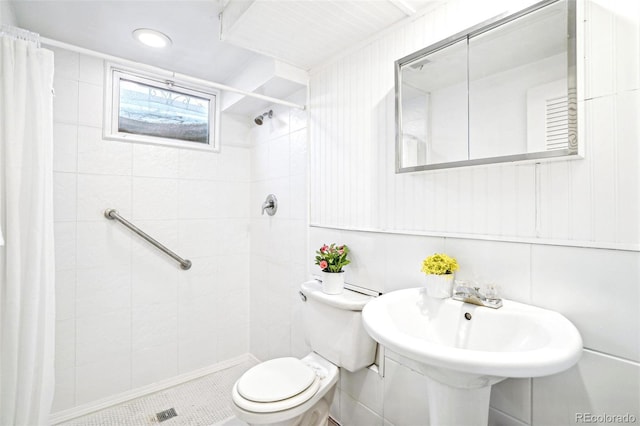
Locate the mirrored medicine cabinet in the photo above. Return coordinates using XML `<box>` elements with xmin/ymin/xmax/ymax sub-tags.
<box><xmin>395</xmin><ymin>0</ymin><xmax>578</xmax><ymax>173</ymax></box>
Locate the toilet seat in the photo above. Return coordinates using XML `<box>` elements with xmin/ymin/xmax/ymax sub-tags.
<box><xmin>232</xmin><ymin>357</ymin><xmax>321</xmax><ymax>413</ymax></box>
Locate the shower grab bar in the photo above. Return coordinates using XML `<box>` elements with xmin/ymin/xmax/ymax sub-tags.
<box><xmin>104</xmin><ymin>209</ymin><xmax>192</xmax><ymax>270</ymax></box>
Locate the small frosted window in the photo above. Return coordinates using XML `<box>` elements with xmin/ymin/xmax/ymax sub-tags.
<box><xmin>106</xmin><ymin>66</ymin><xmax>220</xmax><ymax>151</ymax></box>
<box><xmin>118</xmin><ymin>79</ymin><xmax>210</xmax><ymax>143</ymax></box>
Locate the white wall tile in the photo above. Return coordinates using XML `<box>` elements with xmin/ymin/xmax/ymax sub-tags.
<box><xmin>178</xmin><ymin>336</ymin><xmax>218</xmax><ymax>374</ymax></box>
<box><xmin>178</xmin><ymin>219</ymin><xmax>219</xmax><ymax>258</ymax></box>
<box><xmin>382</xmin><ymin>233</ymin><xmax>446</xmax><ymax>293</ymax></box>
<box><xmin>217</xmin><ymin>146</ymin><xmax>251</xmax><ymax>182</ymax></box>
<box><xmin>531</xmin><ymin>245</ymin><xmax>640</xmax><ymax>362</ymax></box>
<box><xmin>220</xmin><ymin>113</ymin><xmax>251</xmax><ymax>148</ymax></box>
<box><xmin>53</xmin><ymin>78</ymin><xmax>78</xmax><ymax>124</ymax></box>
<box><xmin>178</xmin><ymin>180</ymin><xmax>221</xmax><ymax>219</ymax></box>
<box><xmin>132</xmin><ymin>302</ymin><xmax>178</xmax><ymax>353</ymax></box>
<box><xmin>75</xmin><ymin>355</ymin><xmax>131</xmax><ymax>405</ymax></box>
<box><xmin>444</xmin><ymin>239</ymin><xmax>532</xmax><ymax>303</ymax></box>
<box><xmin>53</xmin><ymin>123</ymin><xmax>78</xmax><ymax>172</ymax></box>
<box><xmin>289</xmin><ymin>129</ymin><xmax>308</xmax><ymax>177</ymax></box>
<box><xmin>55</xmin><ymin>269</ymin><xmax>76</xmax><ymax>321</ymax></box>
<box><xmin>76</xmin><ymin>173</ymin><xmax>131</xmax><ymax>221</ymax></box>
<box><xmin>217</xmin><ymin>321</ymin><xmax>250</xmax><ymax>360</ymax></box>
<box><xmin>267</xmin><ymin>135</ymin><xmax>290</xmax><ymax>179</ymax></box>
<box><xmin>75</xmin><ymin>265</ymin><xmax>130</xmax><ymax>318</ymax></box>
<box><xmin>77</xmin><ymin>126</ymin><xmax>132</xmax><ymax>176</ymax></box>
<box><xmin>490</xmin><ymin>378</ymin><xmax>531</xmax><ymax>424</ymax></box>
<box><xmin>55</xmin><ymin>319</ymin><xmax>75</xmax><ymax>371</ymax></box>
<box><xmin>54</xmin><ymin>172</ymin><xmax>76</xmax><ymax>222</ymax></box>
<box><xmin>178</xmin><ymin>149</ymin><xmax>220</xmax><ymax>181</ymax></box>
<box><xmin>532</xmin><ymin>350</ymin><xmax>640</xmax><ymax>425</ymax></box>
<box><xmin>340</xmin><ymin>392</ymin><xmax>384</xmax><ymax>426</ymax></box>
<box><xmin>289</xmin><ymin>174</ymin><xmax>308</xmax><ymax>221</ymax></box>
<box><xmin>76</xmin><ymin>221</ymin><xmax>131</xmax><ymax>268</ymax></box>
<box><xmin>132</xmin><ymin>177</ymin><xmax>178</xmax><ymax>220</ymax></box>
<box><xmin>330</xmin><ymin>388</ymin><xmax>341</xmax><ymax>424</ymax></box>
<box><xmin>219</xmin><ymin>181</ymin><xmax>250</xmax><ymax>218</ymax></box>
<box><xmin>215</xmin><ymin>219</ymin><xmax>250</xmax><ymax>255</ymax></box>
<box><xmin>341</xmin><ymin>367</ymin><xmax>384</xmax><ymax>416</ymax></box>
<box><xmin>50</xmin><ymin>47</ymin><xmax>79</xmax><ymax>81</ymax></box>
<box><xmin>52</xmin><ymin>367</ymin><xmax>75</xmax><ymax>412</ymax></box>
<box><xmin>132</xmin><ymin>144</ymin><xmax>180</xmax><ymax>179</ymax></box>
<box><xmin>131</xmin><ymin>257</ymin><xmax>178</xmax><ymax>307</ymax></box>
<box><xmin>54</xmin><ymin>222</ymin><xmax>76</xmax><ymax>271</ymax></box>
<box><xmin>78</xmin><ymin>82</ymin><xmax>103</xmax><ymax>127</ymax></box>
<box><xmin>178</xmin><ymin>255</ymin><xmax>218</xmax><ymax>300</ymax></box>
<box><xmin>383</xmin><ymin>357</ymin><xmax>431</xmax><ymax>426</ymax></box>
<box><xmin>266</xmin><ymin>322</ymin><xmax>293</xmax><ymax>360</ymax></box>
<box><xmin>76</xmin><ymin>310</ymin><xmax>131</xmax><ymax>366</ymax></box>
<box><xmin>488</xmin><ymin>408</ymin><xmax>529</xmax><ymax>426</ymax></box>
<box><xmin>251</xmin><ymin>139</ymin><xmax>270</xmax><ymax>181</ymax></box>
<box><xmin>79</xmin><ymin>54</ymin><xmax>104</xmax><ymax>86</ymax></box>
<box><xmin>132</xmin><ymin>344</ymin><xmax>178</xmax><ymax>388</ymax></box>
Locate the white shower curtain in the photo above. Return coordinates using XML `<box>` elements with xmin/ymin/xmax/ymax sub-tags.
<box><xmin>0</xmin><ymin>33</ymin><xmax>56</xmax><ymax>425</ymax></box>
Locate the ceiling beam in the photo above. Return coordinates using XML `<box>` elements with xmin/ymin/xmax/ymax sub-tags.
<box><xmin>388</xmin><ymin>0</ymin><xmax>416</xmax><ymax>16</ymax></box>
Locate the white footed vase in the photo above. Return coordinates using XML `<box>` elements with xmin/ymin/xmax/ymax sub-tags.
<box><xmin>321</xmin><ymin>271</ymin><xmax>345</xmax><ymax>294</ymax></box>
<box><xmin>424</xmin><ymin>273</ymin><xmax>455</xmax><ymax>298</ymax></box>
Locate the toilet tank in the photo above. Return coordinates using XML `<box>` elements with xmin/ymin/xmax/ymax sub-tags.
<box><xmin>300</xmin><ymin>280</ymin><xmax>377</xmax><ymax>372</ymax></box>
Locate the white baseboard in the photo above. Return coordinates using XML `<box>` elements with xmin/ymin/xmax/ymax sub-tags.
<box><xmin>50</xmin><ymin>353</ymin><xmax>258</xmax><ymax>425</ymax></box>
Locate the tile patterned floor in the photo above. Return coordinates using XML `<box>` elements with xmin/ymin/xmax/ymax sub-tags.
<box><xmin>58</xmin><ymin>359</ymin><xmax>257</xmax><ymax>426</ymax></box>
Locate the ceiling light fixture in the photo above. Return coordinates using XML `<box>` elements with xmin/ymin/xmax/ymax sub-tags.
<box><xmin>132</xmin><ymin>28</ymin><xmax>172</xmax><ymax>48</ymax></box>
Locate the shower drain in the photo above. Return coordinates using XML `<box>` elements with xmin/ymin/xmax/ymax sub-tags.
<box><xmin>156</xmin><ymin>408</ymin><xmax>178</xmax><ymax>422</ymax></box>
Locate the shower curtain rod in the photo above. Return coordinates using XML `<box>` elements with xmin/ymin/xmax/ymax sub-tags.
<box><xmin>0</xmin><ymin>24</ymin><xmax>40</xmax><ymax>46</ymax></box>
<box><xmin>40</xmin><ymin>37</ymin><xmax>306</xmax><ymax>111</ymax></box>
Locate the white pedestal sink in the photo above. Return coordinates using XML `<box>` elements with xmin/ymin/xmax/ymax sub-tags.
<box><xmin>362</xmin><ymin>288</ymin><xmax>582</xmax><ymax>426</ymax></box>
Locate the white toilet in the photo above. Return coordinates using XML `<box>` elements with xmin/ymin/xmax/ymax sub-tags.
<box><xmin>231</xmin><ymin>280</ymin><xmax>377</xmax><ymax>426</ymax></box>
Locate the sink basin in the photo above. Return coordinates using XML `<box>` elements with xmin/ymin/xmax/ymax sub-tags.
<box><xmin>362</xmin><ymin>287</ymin><xmax>582</xmax><ymax>425</ymax></box>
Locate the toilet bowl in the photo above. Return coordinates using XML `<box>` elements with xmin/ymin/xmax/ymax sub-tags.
<box><xmin>231</xmin><ymin>353</ymin><xmax>338</xmax><ymax>426</ymax></box>
<box><xmin>231</xmin><ymin>280</ymin><xmax>377</xmax><ymax>426</ymax></box>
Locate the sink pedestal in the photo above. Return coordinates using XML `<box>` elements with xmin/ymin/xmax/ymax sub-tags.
<box><xmin>425</xmin><ymin>376</ymin><xmax>491</xmax><ymax>426</ymax></box>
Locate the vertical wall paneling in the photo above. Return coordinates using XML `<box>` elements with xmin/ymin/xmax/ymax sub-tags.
<box><xmin>307</xmin><ymin>0</ymin><xmax>639</xmax><ymax>424</ymax></box>
<box><xmin>309</xmin><ymin>0</ymin><xmax>639</xmax><ymax>251</ymax></box>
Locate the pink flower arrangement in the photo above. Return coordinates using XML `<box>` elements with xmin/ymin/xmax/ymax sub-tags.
<box><xmin>315</xmin><ymin>243</ymin><xmax>350</xmax><ymax>273</ymax></box>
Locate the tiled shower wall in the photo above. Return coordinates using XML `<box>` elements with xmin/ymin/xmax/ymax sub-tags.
<box><xmin>248</xmin><ymin>90</ymin><xmax>310</xmax><ymax>362</ymax></box>
<box><xmin>51</xmin><ymin>47</ymin><xmax>251</xmax><ymax>412</ymax></box>
<box><xmin>306</xmin><ymin>0</ymin><xmax>640</xmax><ymax>425</ymax></box>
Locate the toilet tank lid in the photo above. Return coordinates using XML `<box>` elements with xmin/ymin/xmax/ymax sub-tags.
<box><xmin>300</xmin><ymin>280</ymin><xmax>373</xmax><ymax>311</ymax></box>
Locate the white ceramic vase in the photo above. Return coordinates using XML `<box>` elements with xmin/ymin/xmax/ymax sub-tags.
<box><xmin>425</xmin><ymin>273</ymin><xmax>455</xmax><ymax>298</ymax></box>
<box><xmin>321</xmin><ymin>271</ymin><xmax>345</xmax><ymax>294</ymax></box>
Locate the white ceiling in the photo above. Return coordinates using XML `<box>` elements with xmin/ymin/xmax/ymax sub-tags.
<box><xmin>9</xmin><ymin>1</ymin><xmax>255</xmax><ymax>84</ymax></box>
<box><xmin>8</xmin><ymin>0</ymin><xmax>440</xmax><ymax>86</ymax></box>
<box><xmin>220</xmin><ymin>0</ymin><xmax>440</xmax><ymax>70</ymax></box>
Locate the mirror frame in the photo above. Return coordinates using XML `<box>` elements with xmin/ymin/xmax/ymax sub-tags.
<box><xmin>395</xmin><ymin>0</ymin><xmax>577</xmax><ymax>173</ymax></box>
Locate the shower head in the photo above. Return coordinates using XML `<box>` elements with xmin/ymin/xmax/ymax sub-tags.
<box><xmin>254</xmin><ymin>110</ymin><xmax>273</xmax><ymax>125</ymax></box>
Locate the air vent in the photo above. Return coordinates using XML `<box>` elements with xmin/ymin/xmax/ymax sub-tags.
<box><xmin>545</xmin><ymin>95</ymin><xmax>569</xmax><ymax>151</ymax></box>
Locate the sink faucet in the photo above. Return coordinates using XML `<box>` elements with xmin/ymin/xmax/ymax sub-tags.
<box><xmin>452</xmin><ymin>282</ymin><xmax>502</xmax><ymax>309</ymax></box>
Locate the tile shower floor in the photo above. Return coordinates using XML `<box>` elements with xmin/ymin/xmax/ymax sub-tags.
<box><xmin>58</xmin><ymin>359</ymin><xmax>258</xmax><ymax>426</ymax></box>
